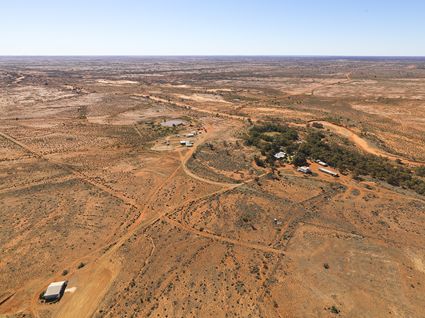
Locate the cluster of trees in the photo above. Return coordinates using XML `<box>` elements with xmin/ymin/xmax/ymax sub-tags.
<box><xmin>245</xmin><ymin>124</ymin><xmax>425</xmax><ymax>196</ymax></box>
<box><xmin>299</xmin><ymin>131</ymin><xmax>425</xmax><ymax>195</ymax></box>
<box><xmin>245</xmin><ymin>123</ymin><xmax>299</xmax><ymax>165</ymax></box>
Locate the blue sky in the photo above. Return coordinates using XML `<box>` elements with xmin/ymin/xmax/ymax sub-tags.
<box><xmin>0</xmin><ymin>0</ymin><xmax>424</xmax><ymax>56</ymax></box>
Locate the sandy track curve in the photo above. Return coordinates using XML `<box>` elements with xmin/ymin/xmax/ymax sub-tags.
<box><xmin>310</xmin><ymin>121</ymin><xmax>425</xmax><ymax>167</ymax></box>
<box><xmin>178</xmin><ymin>130</ymin><xmax>242</xmax><ymax>188</ymax></box>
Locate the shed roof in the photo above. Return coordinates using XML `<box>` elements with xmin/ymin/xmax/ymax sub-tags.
<box><xmin>44</xmin><ymin>281</ymin><xmax>67</xmax><ymax>297</ymax></box>
<box><xmin>274</xmin><ymin>151</ymin><xmax>286</xmax><ymax>159</ymax></box>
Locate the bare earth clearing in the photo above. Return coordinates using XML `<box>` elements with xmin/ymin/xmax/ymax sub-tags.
<box><xmin>1</xmin><ymin>57</ymin><xmax>425</xmax><ymax>318</ymax></box>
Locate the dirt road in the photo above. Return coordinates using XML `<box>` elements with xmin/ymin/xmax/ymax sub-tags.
<box><xmin>164</xmin><ymin>217</ymin><xmax>285</xmax><ymax>255</ymax></box>
<box><xmin>24</xmin><ymin>121</ymin><xmax>266</xmax><ymax>318</ymax></box>
<box><xmin>134</xmin><ymin>94</ymin><xmax>249</xmax><ymax>122</ymax></box>
<box><xmin>311</xmin><ymin>121</ymin><xmax>425</xmax><ymax>167</ymax></box>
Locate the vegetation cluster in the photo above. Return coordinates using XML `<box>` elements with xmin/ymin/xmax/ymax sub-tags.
<box><xmin>245</xmin><ymin>123</ymin><xmax>425</xmax><ymax>195</ymax></box>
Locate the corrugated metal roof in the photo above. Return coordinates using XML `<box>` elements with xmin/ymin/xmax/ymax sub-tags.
<box><xmin>44</xmin><ymin>281</ymin><xmax>67</xmax><ymax>297</ymax></box>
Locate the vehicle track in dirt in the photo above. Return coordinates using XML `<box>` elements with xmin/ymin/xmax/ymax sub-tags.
<box><xmin>164</xmin><ymin>217</ymin><xmax>285</xmax><ymax>255</ymax></box>
<box><xmin>178</xmin><ymin>147</ymin><xmax>241</xmax><ymax>188</ymax></box>
<box><xmin>134</xmin><ymin>94</ymin><xmax>249</xmax><ymax>122</ymax></box>
<box><xmin>0</xmin><ymin>131</ymin><xmax>140</xmax><ymax>208</ymax></box>
<box><xmin>309</xmin><ymin>120</ymin><xmax>425</xmax><ymax>166</ymax></box>
<box><xmin>0</xmin><ymin>175</ymin><xmax>76</xmax><ymax>194</ymax></box>
<box><xmin>12</xmin><ymin>93</ymin><xmax>419</xmax><ymax>316</ymax></box>
<box><xmin>310</xmin><ymin>72</ymin><xmax>353</xmax><ymax>96</ymax></box>
<box><xmin>254</xmin><ymin>179</ymin><xmax>346</xmax><ymax>305</ymax></box>
<box><xmin>27</xmin><ymin>124</ymin><xmax>243</xmax><ymax>317</ymax></box>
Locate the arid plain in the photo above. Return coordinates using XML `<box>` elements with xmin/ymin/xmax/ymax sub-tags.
<box><xmin>1</xmin><ymin>57</ymin><xmax>425</xmax><ymax>318</ymax></box>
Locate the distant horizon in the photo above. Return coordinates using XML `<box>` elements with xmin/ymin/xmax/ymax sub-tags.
<box><xmin>1</xmin><ymin>55</ymin><xmax>425</xmax><ymax>58</ymax></box>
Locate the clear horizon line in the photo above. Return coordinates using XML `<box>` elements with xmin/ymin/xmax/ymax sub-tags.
<box><xmin>0</xmin><ymin>54</ymin><xmax>425</xmax><ymax>58</ymax></box>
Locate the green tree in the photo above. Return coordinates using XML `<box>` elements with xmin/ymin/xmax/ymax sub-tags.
<box><xmin>292</xmin><ymin>153</ymin><xmax>308</xmax><ymax>167</ymax></box>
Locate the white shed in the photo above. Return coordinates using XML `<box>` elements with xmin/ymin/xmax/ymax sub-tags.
<box><xmin>316</xmin><ymin>159</ymin><xmax>328</xmax><ymax>167</ymax></box>
<box><xmin>297</xmin><ymin>166</ymin><xmax>312</xmax><ymax>174</ymax></box>
<box><xmin>43</xmin><ymin>281</ymin><xmax>67</xmax><ymax>302</ymax></box>
<box><xmin>319</xmin><ymin>167</ymin><xmax>339</xmax><ymax>177</ymax></box>
<box><xmin>274</xmin><ymin>151</ymin><xmax>286</xmax><ymax>159</ymax></box>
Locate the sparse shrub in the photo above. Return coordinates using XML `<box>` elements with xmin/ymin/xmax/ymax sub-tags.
<box><xmin>62</xmin><ymin>269</ymin><xmax>69</xmax><ymax>276</ymax></box>
<box><xmin>323</xmin><ymin>263</ymin><xmax>330</xmax><ymax>269</ymax></box>
<box><xmin>415</xmin><ymin>166</ymin><xmax>425</xmax><ymax>177</ymax></box>
<box><xmin>330</xmin><ymin>306</ymin><xmax>340</xmax><ymax>314</ymax></box>
<box><xmin>235</xmin><ymin>281</ymin><xmax>246</xmax><ymax>295</ymax></box>
<box><xmin>77</xmin><ymin>262</ymin><xmax>85</xmax><ymax>269</ymax></box>
<box><xmin>312</xmin><ymin>122</ymin><xmax>324</xmax><ymax>129</ymax></box>
<box><xmin>254</xmin><ymin>176</ymin><xmax>260</xmax><ymax>185</ymax></box>
<box><xmin>254</xmin><ymin>156</ymin><xmax>266</xmax><ymax>168</ymax></box>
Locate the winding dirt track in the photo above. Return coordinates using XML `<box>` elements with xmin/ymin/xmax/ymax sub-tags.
<box><xmin>142</xmin><ymin>93</ymin><xmax>425</xmax><ymax>168</ymax></box>
<box><xmin>0</xmin><ymin>120</ymin><xmax>277</xmax><ymax>318</ymax></box>
<box><xmin>4</xmin><ymin>90</ymin><xmax>422</xmax><ymax>317</ymax></box>
<box><xmin>135</xmin><ymin>94</ymin><xmax>248</xmax><ymax>122</ymax></box>
<box><xmin>55</xmin><ymin>124</ymin><xmax>273</xmax><ymax>318</ymax></box>
<box><xmin>310</xmin><ymin>121</ymin><xmax>425</xmax><ymax>167</ymax></box>
<box><xmin>141</xmin><ymin>93</ymin><xmax>423</xmax><ymax>167</ymax></box>
<box><xmin>178</xmin><ymin>150</ymin><xmax>240</xmax><ymax>188</ymax></box>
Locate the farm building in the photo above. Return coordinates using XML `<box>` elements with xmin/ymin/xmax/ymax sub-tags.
<box><xmin>274</xmin><ymin>151</ymin><xmax>286</xmax><ymax>159</ymax></box>
<box><xmin>319</xmin><ymin>167</ymin><xmax>339</xmax><ymax>177</ymax></box>
<box><xmin>186</xmin><ymin>133</ymin><xmax>195</xmax><ymax>138</ymax></box>
<box><xmin>43</xmin><ymin>281</ymin><xmax>67</xmax><ymax>302</ymax></box>
<box><xmin>180</xmin><ymin>140</ymin><xmax>188</xmax><ymax>145</ymax></box>
<box><xmin>297</xmin><ymin>166</ymin><xmax>312</xmax><ymax>174</ymax></box>
<box><xmin>185</xmin><ymin>141</ymin><xmax>193</xmax><ymax>147</ymax></box>
<box><xmin>316</xmin><ymin>159</ymin><xmax>328</xmax><ymax>167</ymax></box>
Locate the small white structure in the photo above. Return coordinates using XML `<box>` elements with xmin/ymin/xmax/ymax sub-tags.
<box><xmin>43</xmin><ymin>281</ymin><xmax>67</xmax><ymax>302</ymax></box>
<box><xmin>319</xmin><ymin>167</ymin><xmax>339</xmax><ymax>177</ymax></box>
<box><xmin>316</xmin><ymin>159</ymin><xmax>328</xmax><ymax>167</ymax></box>
<box><xmin>297</xmin><ymin>166</ymin><xmax>312</xmax><ymax>174</ymax></box>
<box><xmin>186</xmin><ymin>133</ymin><xmax>195</xmax><ymax>138</ymax></box>
<box><xmin>185</xmin><ymin>141</ymin><xmax>193</xmax><ymax>147</ymax></box>
<box><xmin>274</xmin><ymin>151</ymin><xmax>286</xmax><ymax>159</ymax></box>
<box><xmin>273</xmin><ymin>218</ymin><xmax>283</xmax><ymax>226</ymax></box>
<box><xmin>180</xmin><ymin>140</ymin><xmax>188</xmax><ymax>145</ymax></box>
